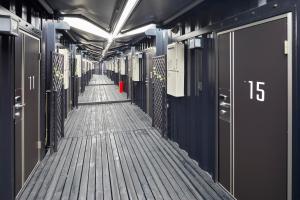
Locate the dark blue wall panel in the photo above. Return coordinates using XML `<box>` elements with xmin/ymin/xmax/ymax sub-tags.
<box><xmin>168</xmin><ymin>38</ymin><xmax>216</xmax><ymax>175</ymax></box>
<box><xmin>0</xmin><ymin>35</ymin><xmax>15</xmax><ymax>200</ymax></box>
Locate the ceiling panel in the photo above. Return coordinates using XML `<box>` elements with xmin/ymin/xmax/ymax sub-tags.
<box><xmin>47</xmin><ymin>0</ymin><xmax>126</xmax><ymax>31</ymax></box>
<box><xmin>122</xmin><ymin>0</ymin><xmax>199</xmax><ymax>31</ymax></box>
<box><xmin>70</xmin><ymin>27</ymin><xmax>107</xmax><ymax>42</ymax></box>
<box><xmin>69</xmin><ymin>28</ymin><xmax>106</xmax><ymax>53</ymax></box>
<box><xmin>48</xmin><ymin>0</ymin><xmax>205</xmax><ymax>54</ymax></box>
<box><xmin>115</xmin><ymin>33</ymin><xmax>145</xmax><ymax>44</ymax></box>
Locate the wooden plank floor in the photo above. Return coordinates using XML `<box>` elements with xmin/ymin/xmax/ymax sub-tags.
<box><xmin>18</xmin><ymin>76</ymin><xmax>233</xmax><ymax>200</ymax></box>
<box><xmin>88</xmin><ymin>75</ymin><xmax>114</xmax><ymax>85</ymax></box>
<box><xmin>79</xmin><ymin>76</ymin><xmax>128</xmax><ymax>104</ymax></box>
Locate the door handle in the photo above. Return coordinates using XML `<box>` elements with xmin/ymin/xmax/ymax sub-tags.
<box><xmin>32</xmin><ymin>76</ymin><xmax>35</xmax><ymax>90</ymax></box>
<box><xmin>15</xmin><ymin>96</ymin><xmax>21</xmax><ymax>102</ymax></box>
<box><xmin>219</xmin><ymin>101</ymin><xmax>231</xmax><ymax>108</ymax></box>
<box><xmin>29</xmin><ymin>76</ymin><xmax>32</xmax><ymax>90</ymax></box>
<box><xmin>15</xmin><ymin>103</ymin><xmax>26</xmax><ymax>109</ymax></box>
<box><xmin>220</xmin><ymin>109</ymin><xmax>227</xmax><ymax>115</ymax></box>
<box><xmin>15</xmin><ymin>112</ymin><xmax>21</xmax><ymax>117</ymax></box>
<box><xmin>219</xmin><ymin>94</ymin><xmax>228</xmax><ymax>101</ymax></box>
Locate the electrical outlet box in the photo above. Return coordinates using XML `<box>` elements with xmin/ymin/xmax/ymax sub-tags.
<box><xmin>58</xmin><ymin>49</ymin><xmax>70</xmax><ymax>89</ymax></box>
<box><xmin>0</xmin><ymin>16</ymin><xmax>19</xmax><ymax>36</ymax></box>
<box><xmin>82</xmin><ymin>59</ymin><xmax>87</xmax><ymax>74</ymax></box>
<box><xmin>114</xmin><ymin>60</ymin><xmax>118</xmax><ymax>73</ymax></box>
<box><xmin>188</xmin><ymin>38</ymin><xmax>203</xmax><ymax>49</ymax></box>
<box><xmin>106</xmin><ymin>61</ymin><xmax>111</xmax><ymax>71</ymax></box>
<box><xmin>167</xmin><ymin>42</ymin><xmax>185</xmax><ymax>97</ymax></box>
<box><xmin>109</xmin><ymin>61</ymin><xmax>113</xmax><ymax>71</ymax></box>
<box><xmin>86</xmin><ymin>61</ymin><xmax>90</xmax><ymax>72</ymax></box>
<box><xmin>106</xmin><ymin>61</ymin><xmax>109</xmax><ymax>71</ymax></box>
<box><xmin>120</xmin><ymin>57</ymin><xmax>126</xmax><ymax>75</ymax></box>
<box><xmin>76</xmin><ymin>55</ymin><xmax>82</xmax><ymax>77</ymax></box>
<box><xmin>132</xmin><ymin>54</ymin><xmax>140</xmax><ymax>81</ymax></box>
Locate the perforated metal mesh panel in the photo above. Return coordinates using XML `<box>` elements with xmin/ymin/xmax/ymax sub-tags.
<box><xmin>50</xmin><ymin>52</ymin><xmax>64</xmax><ymax>151</ymax></box>
<box><xmin>153</xmin><ymin>55</ymin><xmax>167</xmax><ymax>136</ymax></box>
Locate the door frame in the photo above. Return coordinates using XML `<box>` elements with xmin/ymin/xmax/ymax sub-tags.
<box><xmin>217</xmin><ymin>13</ymin><xmax>293</xmax><ymax>200</ymax></box>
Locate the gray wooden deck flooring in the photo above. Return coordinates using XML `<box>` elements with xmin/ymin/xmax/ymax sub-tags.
<box><xmin>79</xmin><ymin>76</ymin><xmax>128</xmax><ymax>104</ymax></box>
<box><xmin>17</xmin><ymin>76</ymin><xmax>232</xmax><ymax>200</ymax></box>
<box><xmin>88</xmin><ymin>75</ymin><xmax>114</xmax><ymax>85</ymax></box>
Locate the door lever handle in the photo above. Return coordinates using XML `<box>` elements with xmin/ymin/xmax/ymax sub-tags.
<box><xmin>15</xmin><ymin>103</ymin><xmax>26</xmax><ymax>109</ymax></box>
<box><xmin>219</xmin><ymin>101</ymin><xmax>230</xmax><ymax>108</ymax></box>
<box><xmin>15</xmin><ymin>96</ymin><xmax>21</xmax><ymax>101</ymax></box>
<box><xmin>220</xmin><ymin>110</ymin><xmax>227</xmax><ymax>115</ymax></box>
<box><xmin>219</xmin><ymin>94</ymin><xmax>228</xmax><ymax>101</ymax></box>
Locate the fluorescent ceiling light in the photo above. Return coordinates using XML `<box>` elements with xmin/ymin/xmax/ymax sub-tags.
<box><xmin>103</xmin><ymin>41</ymin><xmax>113</xmax><ymax>56</ymax></box>
<box><xmin>112</xmin><ymin>0</ymin><xmax>140</xmax><ymax>38</ymax></box>
<box><xmin>103</xmin><ymin>23</ymin><xmax>155</xmax><ymax>55</ymax></box>
<box><xmin>116</xmin><ymin>24</ymin><xmax>156</xmax><ymax>38</ymax></box>
<box><xmin>103</xmin><ymin>0</ymin><xmax>140</xmax><ymax>56</ymax></box>
<box><xmin>63</xmin><ymin>17</ymin><xmax>111</xmax><ymax>39</ymax></box>
<box><xmin>64</xmin><ymin>0</ymin><xmax>148</xmax><ymax>56</ymax></box>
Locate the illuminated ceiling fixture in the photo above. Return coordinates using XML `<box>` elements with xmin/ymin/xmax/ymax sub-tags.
<box><xmin>103</xmin><ymin>0</ymin><xmax>140</xmax><ymax>55</ymax></box>
<box><xmin>103</xmin><ymin>41</ymin><xmax>113</xmax><ymax>56</ymax></box>
<box><xmin>116</xmin><ymin>24</ymin><xmax>156</xmax><ymax>38</ymax></box>
<box><xmin>112</xmin><ymin>0</ymin><xmax>140</xmax><ymax>38</ymax></box>
<box><xmin>63</xmin><ymin>17</ymin><xmax>111</xmax><ymax>39</ymax></box>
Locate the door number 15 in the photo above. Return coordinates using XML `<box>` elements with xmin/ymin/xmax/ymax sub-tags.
<box><xmin>247</xmin><ymin>81</ymin><xmax>265</xmax><ymax>102</ymax></box>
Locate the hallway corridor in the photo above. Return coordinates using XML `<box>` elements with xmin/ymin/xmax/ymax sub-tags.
<box><xmin>17</xmin><ymin>75</ymin><xmax>232</xmax><ymax>200</ymax></box>
<box><xmin>1</xmin><ymin>1</ymin><xmax>299</xmax><ymax>199</ymax></box>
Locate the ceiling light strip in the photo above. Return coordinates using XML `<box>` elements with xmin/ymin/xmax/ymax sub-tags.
<box><xmin>103</xmin><ymin>0</ymin><xmax>140</xmax><ymax>56</ymax></box>
<box><xmin>63</xmin><ymin>17</ymin><xmax>111</xmax><ymax>39</ymax></box>
<box><xmin>116</xmin><ymin>24</ymin><xmax>156</xmax><ymax>38</ymax></box>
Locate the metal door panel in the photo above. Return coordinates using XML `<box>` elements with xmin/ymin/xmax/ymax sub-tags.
<box><xmin>14</xmin><ymin>34</ymin><xmax>23</xmax><ymax>194</ymax></box>
<box><xmin>142</xmin><ymin>56</ymin><xmax>147</xmax><ymax>112</ymax></box>
<box><xmin>218</xmin><ymin>15</ymin><xmax>291</xmax><ymax>200</ymax></box>
<box><xmin>145</xmin><ymin>49</ymin><xmax>155</xmax><ymax>118</ymax></box>
<box><xmin>233</xmin><ymin>18</ymin><xmax>288</xmax><ymax>200</ymax></box>
<box><xmin>218</xmin><ymin>32</ymin><xmax>231</xmax><ymax>192</ymax></box>
<box><xmin>23</xmin><ymin>33</ymin><xmax>40</xmax><ymax>181</ymax></box>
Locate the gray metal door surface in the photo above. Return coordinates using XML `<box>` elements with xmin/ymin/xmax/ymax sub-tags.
<box><xmin>218</xmin><ymin>14</ymin><xmax>292</xmax><ymax>200</ymax></box>
<box><xmin>127</xmin><ymin>54</ymin><xmax>132</xmax><ymax>100</ymax></box>
<box><xmin>23</xmin><ymin>33</ymin><xmax>40</xmax><ymax>181</ymax></box>
<box><xmin>14</xmin><ymin>34</ymin><xmax>24</xmax><ymax>194</ymax></box>
<box><xmin>234</xmin><ymin>16</ymin><xmax>289</xmax><ymax>200</ymax></box>
<box><xmin>145</xmin><ymin>49</ymin><xmax>155</xmax><ymax>118</ymax></box>
<box><xmin>218</xmin><ymin>32</ymin><xmax>231</xmax><ymax>192</ymax></box>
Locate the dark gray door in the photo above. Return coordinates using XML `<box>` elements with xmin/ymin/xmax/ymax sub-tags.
<box><xmin>218</xmin><ymin>32</ymin><xmax>231</xmax><ymax>192</ymax></box>
<box><xmin>145</xmin><ymin>50</ymin><xmax>155</xmax><ymax>118</ymax></box>
<box><xmin>24</xmin><ymin>33</ymin><xmax>40</xmax><ymax>180</ymax></box>
<box><xmin>14</xmin><ymin>34</ymin><xmax>24</xmax><ymax>194</ymax></box>
<box><xmin>128</xmin><ymin>54</ymin><xmax>133</xmax><ymax>100</ymax></box>
<box><xmin>233</xmin><ymin>17</ymin><xmax>288</xmax><ymax>200</ymax></box>
<box><xmin>218</xmin><ymin>15</ymin><xmax>290</xmax><ymax>200</ymax></box>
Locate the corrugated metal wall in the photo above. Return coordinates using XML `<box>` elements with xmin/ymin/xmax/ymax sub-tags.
<box><xmin>167</xmin><ymin>37</ymin><xmax>216</xmax><ymax>175</ymax></box>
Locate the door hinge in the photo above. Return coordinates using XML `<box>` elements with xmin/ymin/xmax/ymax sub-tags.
<box><xmin>284</xmin><ymin>40</ymin><xmax>289</xmax><ymax>55</ymax></box>
<box><xmin>37</xmin><ymin>141</ymin><xmax>42</xmax><ymax>149</ymax></box>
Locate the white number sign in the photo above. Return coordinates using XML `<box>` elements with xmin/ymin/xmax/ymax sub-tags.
<box><xmin>247</xmin><ymin>81</ymin><xmax>265</xmax><ymax>102</ymax></box>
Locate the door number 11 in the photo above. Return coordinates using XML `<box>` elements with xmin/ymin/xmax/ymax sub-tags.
<box><xmin>247</xmin><ymin>81</ymin><xmax>265</xmax><ymax>102</ymax></box>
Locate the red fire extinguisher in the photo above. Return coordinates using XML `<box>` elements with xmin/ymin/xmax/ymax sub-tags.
<box><xmin>119</xmin><ymin>81</ymin><xmax>124</xmax><ymax>93</ymax></box>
